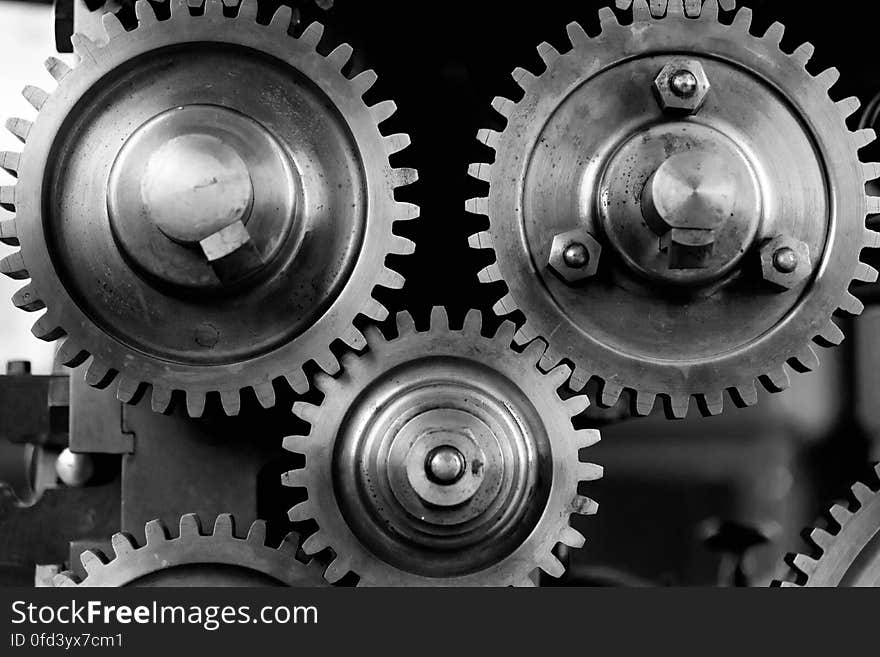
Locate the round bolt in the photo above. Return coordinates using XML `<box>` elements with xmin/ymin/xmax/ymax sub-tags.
<box><xmin>670</xmin><ymin>69</ymin><xmax>698</xmax><ymax>98</ymax></box>
<box><xmin>425</xmin><ymin>445</ymin><xmax>466</xmax><ymax>486</ymax></box>
<box><xmin>772</xmin><ymin>247</ymin><xmax>798</xmax><ymax>274</ymax></box>
<box><xmin>55</xmin><ymin>448</ymin><xmax>94</xmax><ymax>488</ymax></box>
<box><xmin>563</xmin><ymin>242</ymin><xmax>590</xmax><ymax>269</ymax></box>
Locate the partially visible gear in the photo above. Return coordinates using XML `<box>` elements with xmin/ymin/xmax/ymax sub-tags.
<box><xmin>778</xmin><ymin>464</ymin><xmax>880</xmax><ymax>587</ymax></box>
<box><xmin>1</xmin><ymin>0</ymin><xmax>417</xmax><ymax>417</ymax></box>
<box><xmin>53</xmin><ymin>513</ymin><xmax>327</xmax><ymax>586</ymax></box>
<box><xmin>282</xmin><ymin>307</ymin><xmax>602</xmax><ymax>586</ymax></box>
<box><xmin>466</xmin><ymin>0</ymin><xmax>880</xmax><ymax>418</ymax></box>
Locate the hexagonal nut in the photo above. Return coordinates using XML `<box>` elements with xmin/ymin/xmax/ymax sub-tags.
<box><xmin>653</xmin><ymin>60</ymin><xmax>710</xmax><ymax>114</ymax></box>
<box><xmin>760</xmin><ymin>235</ymin><xmax>812</xmax><ymax>290</ymax></box>
<box><xmin>548</xmin><ymin>229</ymin><xmax>602</xmax><ymax>284</ymax></box>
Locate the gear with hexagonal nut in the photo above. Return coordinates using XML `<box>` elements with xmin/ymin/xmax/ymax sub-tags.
<box><xmin>281</xmin><ymin>307</ymin><xmax>602</xmax><ymax>586</ymax></box>
<box><xmin>0</xmin><ymin>0</ymin><xmax>418</xmax><ymax>418</ymax></box>
<box><xmin>466</xmin><ymin>0</ymin><xmax>880</xmax><ymax>419</ymax></box>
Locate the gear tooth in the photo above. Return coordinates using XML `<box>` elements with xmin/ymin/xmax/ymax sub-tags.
<box><xmin>56</xmin><ymin>338</ymin><xmax>87</xmax><ymax>367</ymax></box>
<box><xmin>351</xmin><ymin>69</ymin><xmax>378</xmax><ymax>96</ymax></box>
<box><xmin>815</xmin><ymin>67</ymin><xmax>841</xmax><ymax>93</ymax></box>
<box><xmin>302</xmin><ymin>531</ymin><xmax>330</xmax><ymax>555</ymax></box>
<box><xmin>110</xmin><ymin>533</ymin><xmax>135</xmax><ymax>557</ymax></box>
<box><xmin>728</xmin><ymin>382</ymin><xmax>758</xmax><ymax>409</ymax></box>
<box><xmin>0</xmin><ymin>151</ymin><xmax>20</xmax><ymax>177</ymax></box>
<box><xmin>246</xmin><ymin>520</ymin><xmax>267</xmax><ymax>545</ymax></box>
<box><xmin>864</xmin><ymin>163</ymin><xmax>880</xmax><ymax>184</ymax></box>
<box><xmin>731</xmin><ymin>6</ymin><xmax>753</xmax><ymax>31</ymax></box>
<box><xmin>536</xmin><ymin>41</ymin><xmax>560</xmax><ymax>66</ymax></box>
<box><xmin>219</xmin><ymin>389</ymin><xmax>241</xmax><ymax>416</ymax></box>
<box><xmin>179</xmin><ymin>513</ymin><xmax>201</xmax><ymax>537</ymax></box>
<box><xmin>213</xmin><ymin>513</ymin><xmax>234</xmax><ymax>537</ymax></box>
<box><xmin>150</xmin><ymin>385</ymin><xmax>173</xmax><ymax>413</ymax></box>
<box><xmin>476</xmin><ymin>128</ymin><xmax>501</xmax><ymax>150</ymax></box>
<box><xmin>269</xmin><ymin>4</ymin><xmax>292</xmax><ymax>31</ymax></box>
<box><xmin>578</xmin><ymin>462</ymin><xmax>603</xmax><ymax>482</ymax></box>
<box><xmin>43</xmin><ymin>57</ymin><xmax>72</xmax><ymax>84</ymax></box>
<box><xmin>696</xmin><ymin>391</ymin><xmax>724</xmax><ymax>416</ymax></box>
<box><xmin>495</xmin><ymin>319</ymin><xmax>517</xmax><ymax>345</ymax></box>
<box><xmin>494</xmin><ymin>293</ymin><xmax>518</xmax><ymax>317</ymax></box>
<box><xmin>384</xmin><ymin>133</ymin><xmax>411</xmax><ymax>155</ymax></box>
<box><xmin>340</xmin><ymin>326</ymin><xmax>366</xmax><ymax>351</ymax></box>
<box><xmin>391</xmin><ymin>235</ymin><xmax>416</xmax><ymax>256</ymax></box>
<box><xmin>546</xmin><ymin>363</ymin><xmax>573</xmax><ymax>388</ymax></box>
<box><xmin>0</xmin><ymin>250</ymin><xmax>26</xmax><ymax>280</ymax></box>
<box><xmin>597</xmin><ymin>6</ymin><xmax>620</xmax><ymax>28</ymax></box>
<box><xmin>362</xmin><ymin>297</ymin><xmax>389</xmax><ymax>322</ymax></box>
<box><xmin>572</xmin><ymin>494</ymin><xmax>599</xmax><ymax>516</ymax></box>
<box><xmin>203</xmin><ymin>0</ymin><xmax>224</xmax><ymax>17</ymax></box>
<box><xmin>667</xmin><ymin>0</ymin><xmax>688</xmax><ymax>17</ymax></box>
<box><xmin>277</xmin><ymin>530</ymin><xmax>304</xmax><ymax>555</ymax></box>
<box><xmin>718</xmin><ymin>0</ymin><xmax>735</xmax><ymax>9</ymax></box>
<box><xmin>284</xmin><ymin>368</ymin><xmax>310</xmax><ymax>395</ymax></box>
<box><xmin>70</xmin><ymin>34</ymin><xmax>99</xmax><ymax>61</ymax></box>
<box><xmin>633</xmin><ymin>390</ymin><xmax>657</xmax><ymax>416</ymax></box>
<box><xmin>853</xmin><ymin>129</ymin><xmax>876</xmax><ymax>151</ymax></box>
<box><xmin>236</xmin><ymin>0</ymin><xmax>258</xmax><ymax>21</ymax></box>
<box><xmin>559</xmin><ymin>526</ymin><xmax>586</xmax><ymax>550</ymax></box>
<box><xmin>462</xmin><ymin>308</ymin><xmax>483</xmax><ymax>335</ymax></box>
<box><xmin>6</xmin><ymin>117</ymin><xmax>32</xmax><ymax>143</ymax></box>
<box><xmin>288</xmin><ymin>501</ymin><xmax>314</xmax><ymax>523</ymax></box>
<box><xmin>135</xmin><ymin>0</ymin><xmax>159</xmax><ymax>24</ymax></box>
<box><xmin>369</xmin><ymin>99</ymin><xmax>397</xmax><ymax>125</ymax></box>
<box><xmin>816</xmin><ymin>319</ymin><xmax>845</xmax><ymax>347</ymax></box>
<box><xmin>13</xmin><ymin>283</ymin><xmax>43</xmax><ymax>312</ymax></box>
<box><xmin>31</xmin><ymin>313</ymin><xmax>64</xmax><ymax>341</ymax></box>
<box><xmin>851</xmin><ymin>481</ymin><xmax>874</xmax><ymax>506</ymax></box>
<box><xmin>865</xmin><ymin>228</ymin><xmax>880</xmax><ymax>249</ymax></box>
<box><xmin>292</xmin><ymin>400</ymin><xmax>319</xmax><ymax>424</ymax></box>
<box><xmin>22</xmin><ymin>85</ymin><xmax>48</xmax><ymax>111</ymax></box>
<box><xmin>514</xmin><ymin>322</ymin><xmax>536</xmax><ymax>346</ymax></box>
<box><xmin>314</xmin><ymin>348</ymin><xmax>341</xmax><ymax>376</ymax></box>
<box><xmin>467</xmin><ymin>230</ymin><xmax>492</xmax><ymax>250</ymax></box>
<box><xmin>280</xmin><ymin>466</ymin><xmax>305</xmax><ymax>487</ymax></box>
<box><xmin>429</xmin><ymin>306</ymin><xmax>450</xmax><ymax>332</ymax></box>
<box><xmin>522</xmin><ymin>337</ymin><xmax>547</xmax><ymax>364</ymax></box>
<box><xmin>299</xmin><ymin>22</ymin><xmax>325</xmax><ymax>48</ymax></box>
<box><xmin>565</xmin><ymin>22</ymin><xmax>589</xmax><ymax>48</ymax></box>
<box><xmin>514</xmin><ymin>572</ymin><xmax>539</xmax><ymax>587</ymax></box>
<box><xmin>396</xmin><ymin>201</ymin><xmax>419</xmax><ymax>221</ymax></box>
<box><xmin>379</xmin><ymin>268</ymin><xmax>405</xmax><ymax>290</ymax></box>
<box><xmin>579</xmin><ymin>429</ymin><xmax>601</xmax><ymax>449</ymax></box>
<box><xmin>791</xmin><ymin>42</ymin><xmax>815</xmax><ymax>67</ymax></box>
<box><xmin>144</xmin><ymin>519</ymin><xmax>166</xmax><ymax>545</ymax></box>
<box><xmin>701</xmin><ymin>0</ymin><xmax>720</xmax><ymax>20</ymax></box>
<box><xmin>467</xmin><ymin>162</ymin><xmax>491</xmax><ymax>183</ymax></box>
<box><xmin>853</xmin><ymin>262</ymin><xmax>879</xmax><ymax>284</ymax></box>
<box><xmin>115</xmin><ymin>375</ymin><xmax>143</xmax><ymax>404</ymax></box>
<box><xmin>666</xmin><ymin>394</ymin><xmax>690</xmax><ymax>419</ymax></box>
<box><xmin>324</xmin><ymin>556</ymin><xmax>350</xmax><ymax>584</ymax></box>
<box><xmin>101</xmin><ymin>11</ymin><xmax>125</xmax><ymax>39</ymax></box>
<box><xmin>874</xmin><ymin>462</ymin><xmax>880</xmax><ymax>480</ymax></box>
<box><xmin>763</xmin><ymin>21</ymin><xmax>784</xmax><ymax>46</ymax></box>
<box><xmin>614</xmin><ymin>0</ymin><xmax>632</xmax><ymax>9</ymax></box>
<box><xmin>760</xmin><ymin>366</ymin><xmax>791</xmax><ymax>393</ymax></box>
<box><xmin>53</xmin><ymin>572</ymin><xmax>78</xmax><ymax>587</ymax></box>
<box><xmin>511</xmin><ymin>66</ymin><xmax>538</xmax><ymax>92</ymax></box>
<box><xmin>0</xmin><ymin>185</ymin><xmax>16</xmax><ymax>212</ymax></box>
<box><xmin>839</xmin><ymin>291</ymin><xmax>865</xmax><ymax>317</ymax></box>
<box><xmin>476</xmin><ymin>262</ymin><xmax>500</xmax><ymax>283</ymax></box>
<box><xmin>808</xmin><ymin>527</ymin><xmax>834</xmax><ymax>552</ymax></box>
<box><xmin>828</xmin><ymin>503</ymin><xmax>851</xmax><ymax>527</ymax></box>
<box><xmin>185</xmin><ymin>391</ymin><xmax>207</xmax><ymax>417</ymax></box>
<box><xmin>83</xmin><ymin>359</ymin><xmax>114</xmax><ymax>387</ymax></box>
<box><xmin>598</xmin><ymin>381</ymin><xmax>623</xmax><ymax>408</ymax></box>
<box><xmin>792</xmin><ymin>553</ymin><xmax>818</xmax><ymax>577</ymax></box>
<box><xmin>836</xmin><ymin>96</ymin><xmax>861</xmax><ymax>120</ymax></box>
<box><xmin>79</xmin><ymin>549</ymin><xmax>104</xmax><ymax>574</ymax></box>
<box><xmin>391</xmin><ymin>167</ymin><xmax>418</xmax><ymax>188</ymax></box>
<box><xmin>249</xmin><ymin>382</ymin><xmax>274</xmax><ymax>409</ymax></box>
<box><xmin>465</xmin><ymin>196</ymin><xmax>489</xmax><ymax>217</ymax></box>
<box><xmin>326</xmin><ymin>43</ymin><xmax>353</xmax><ymax>70</ymax></box>
<box><xmin>539</xmin><ymin>553</ymin><xmax>566</xmax><ymax>579</ymax></box>
<box><xmin>868</xmin><ymin>197</ymin><xmax>880</xmax><ymax>216</ymax></box>
<box><xmin>565</xmin><ymin>395</ymin><xmax>589</xmax><ymax>418</ymax></box>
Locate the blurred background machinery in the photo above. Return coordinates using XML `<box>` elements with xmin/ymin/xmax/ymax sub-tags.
<box><xmin>1</xmin><ymin>0</ymin><xmax>879</xmax><ymax>586</ymax></box>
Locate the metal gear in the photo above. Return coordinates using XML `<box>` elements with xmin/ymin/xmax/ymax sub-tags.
<box><xmin>779</xmin><ymin>464</ymin><xmax>880</xmax><ymax>587</ymax></box>
<box><xmin>466</xmin><ymin>0</ymin><xmax>880</xmax><ymax>419</ymax></box>
<box><xmin>0</xmin><ymin>0</ymin><xmax>417</xmax><ymax>417</ymax></box>
<box><xmin>53</xmin><ymin>513</ymin><xmax>327</xmax><ymax>586</ymax></box>
<box><xmin>281</xmin><ymin>307</ymin><xmax>602</xmax><ymax>586</ymax></box>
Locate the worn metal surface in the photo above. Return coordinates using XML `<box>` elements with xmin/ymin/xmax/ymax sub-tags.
<box><xmin>283</xmin><ymin>308</ymin><xmax>602</xmax><ymax>586</ymax></box>
<box><xmin>69</xmin><ymin>375</ymin><xmax>133</xmax><ymax>455</ymax></box>
<box><xmin>1</xmin><ymin>0</ymin><xmax>417</xmax><ymax>418</ymax></box>
<box><xmin>55</xmin><ymin>514</ymin><xmax>326</xmax><ymax>586</ymax></box>
<box><xmin>466</xmin><ymin>0</ymin><xmax>880</xmax><ymax>419</ymax></box>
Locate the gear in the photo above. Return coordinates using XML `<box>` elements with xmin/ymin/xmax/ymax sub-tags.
<box><xmin>779</xmin><ymin>464</ymin><xmax>880</xmax><ymax>587</ymax></box>
<box><xmin>281</xmin><ymin>307</ymin><xmax>602</xmax><ymax>586</ymax></box>
<box><xmin>53</xmin><ymin>513</ymin><xmax>327</xmax><ymax>586</ymax></box>
<box><xmin>466</xmin><ymin>0</ymin><xmax>880</xmax><ymax>419</ymax></box>
<box><xmin>0</xmin><ymin>0</ymin><xmax>417</xmax><ymax>417</ymax></box>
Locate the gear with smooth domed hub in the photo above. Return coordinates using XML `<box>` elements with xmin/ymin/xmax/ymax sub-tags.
<box><xmin>778</xmin><ymin>464</ymin><xmax>880</xmax><ymax>587</ymax></box>
<box><xmin>281</xmin><ymin>307</ymin><xmax>602</xmax><ymax>586</ymax></box>
<box><xmin>53</xmin><ymin>513</ymin><xmax>327</xmax><ymax>587</ymax></box>
<box><xmin>0</xmin><ymin>0</ymin><xmax>417</xmax><ymax>417</ymax></box>
<box><xmin>466</xmin><ymin>0</ymin><xmax>880</xmax><ymax>419</ymax></box>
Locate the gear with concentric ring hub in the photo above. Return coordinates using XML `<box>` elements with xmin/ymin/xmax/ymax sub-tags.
<box><xmin>281</xmin><ymin>307</ymin><xmax>602</xmax><ymax>586</ymax></box>
<box><xmin>0</xmin><ymin>0</ymin><xmax>418</xmax><ymax>417</ymax></box>
<box><xmin>466</xmin><ymin>0</ymin><xmax>880</xmax><ymax>419</ymax></box>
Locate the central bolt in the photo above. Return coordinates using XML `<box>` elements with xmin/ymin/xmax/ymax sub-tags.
<box><xmin>425</xmin><ymin>445</ymin><xmax>466</xmax><ymax>486</ymax></box>
<box><xmin>563</xmin><ymin>242</ymin><xmax>590</xmax><ymax>269</ymax></box>
<box><xmin>772</xmin><ymin>246</ymin><xmax>799</xmax><ymax>273</ymax></box>
<box><xmin>669</xmin><ymin>69</ymin><xmax>698</xmax><ymax>98</ymax></box>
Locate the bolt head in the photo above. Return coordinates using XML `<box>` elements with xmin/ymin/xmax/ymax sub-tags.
<box><xmin>653</xmin><ymin>60</ymin><xmax>710</xmax><ymax>114</ymax></box>
<box><xmin>548</xmin><ymin>229</ymin><xmax>602</xmax><ymax>284</ymax></box>
<box><xmin>760</xmin><ymin>236</ymin><xmax>812</xmax><ymax>290</ymax></box>
<box><xmin>425</xmin><ymin>445</ymin><xmax>466</xmax><ymax>486</ymax></box>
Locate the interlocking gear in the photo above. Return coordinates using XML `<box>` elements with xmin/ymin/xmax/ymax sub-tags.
<box><xmin>0</xmin><ymin>0</ymin><xmax>417</xmax><ymax>417</ymax></box>
<box><xmin>281</xmin><ymin>307</ymin><xmax>602</xmax><ymax>586</ymax></box>
<box><xmin>779</xmin><ymin>464</ymin><xmax>880</xmax><ymax>587</ymax></box>
<box><xmin>53</xmin><ymin>513</ymin><xmax>327</xmax><ymax>586</ymax></box>
<box><xmin>466</xmin><ymin>0</ymin><xmax>880</xmax><ymax>418</ymax></box>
